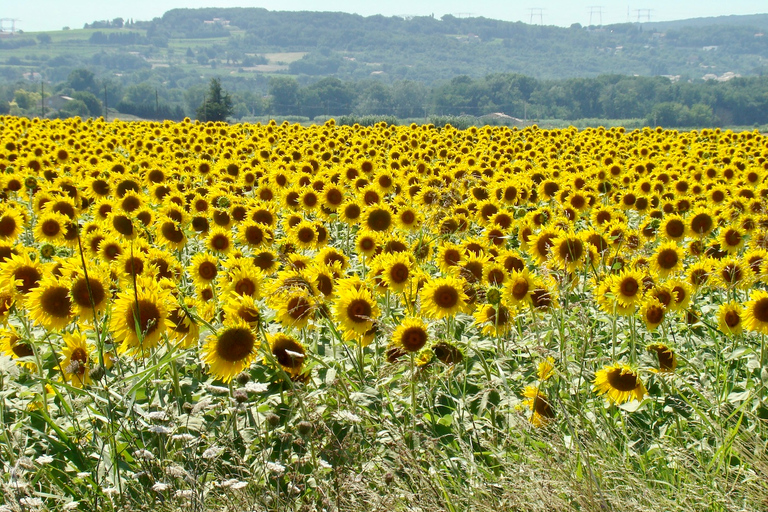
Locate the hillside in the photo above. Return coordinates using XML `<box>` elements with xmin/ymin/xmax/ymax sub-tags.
<box><xmin>1</xmin><ymin>8</ymin><xmax>767</xmax><ymax>86</ymax></box>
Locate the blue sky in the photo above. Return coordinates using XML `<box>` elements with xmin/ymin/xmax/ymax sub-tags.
<box><xmin>5</xmin><ymin>0</ymin><xmax>766</xmax><ymax>32</ymax></box>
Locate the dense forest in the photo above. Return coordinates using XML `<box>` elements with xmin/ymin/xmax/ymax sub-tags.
<box><xmin>1</xmin><ymin>8</ymin><xmax>768</xmax><ymax>126</ymax></box>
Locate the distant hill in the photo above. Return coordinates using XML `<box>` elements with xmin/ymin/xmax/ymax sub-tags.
<box><xmin>641</xmin><ymin>13</ymin><xmax>768</xmax><ymax>31</ymax></box>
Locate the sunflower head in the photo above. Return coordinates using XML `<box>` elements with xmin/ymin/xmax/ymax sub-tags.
<box><xmin>593</xmin><ymin>364</ymin><xmax>647</xmax><ymax>405</ymax></box>
<box><xmin>203</xmin><ymin>320</ymin><xmax>260</xmax><ymax>383</ymax></box>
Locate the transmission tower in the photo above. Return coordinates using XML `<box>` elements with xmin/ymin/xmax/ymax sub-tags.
<box><xmin>0</xmin><ymin>18</ymin><xmax>21</xmax><ymax>34</ymax></box>
<box><xmin>633</xmin><ymin>9</ymin><xmax>652</xmax><ymax>22</ymax></box>
<box><xmin>588</xmin><ymin>6</ymin><xmax>603</xmax><ymax>26</ymax></box>
<box><xmin>527</xmin><ymin>8</ymin><xmax>544</xmax><ymax>25</ymax></box>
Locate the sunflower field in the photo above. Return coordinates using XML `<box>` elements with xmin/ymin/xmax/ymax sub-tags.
<box><xmin>0</xmin><ymin>116</ymin><xmax>768</xmax><ymax>511</ymax></box>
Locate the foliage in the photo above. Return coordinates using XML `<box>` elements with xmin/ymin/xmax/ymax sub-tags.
<box><xmin>196</xmin><ymin>78</ymin><xmax>234</xmax><ymax>122</ymax></box>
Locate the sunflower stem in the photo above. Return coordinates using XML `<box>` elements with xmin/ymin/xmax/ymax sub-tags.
<box><xmin>409</xmin><ymin>351</ymin><xmax>418</xmax><ymax>450</ymax></box>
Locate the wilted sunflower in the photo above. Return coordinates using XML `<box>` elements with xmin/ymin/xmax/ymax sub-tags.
<box><xmin>646</xmin><ymin>342</ymin><xmax>677</xmax><ymax>373</ymax></box>
<box><xmin>59</xmin><ymin>332</ymin><xmax>93</xmax><ymax>388</ymax></box>
<box><xmin>743</xmin><ymin>289</ymin><xmax>768</xmax><ymax>335</ymax></box>
<box><xmin>522</xmin><ymin>386</ymin><xmax>556</xmax><ymax>427</ymax></box>
<box><xmin>27</xmin><ymin>277</ymin><xmax>74</xmax><ymax>330</ymax></box>
<box><xmin>593</xmin><ymin>363</ymin><xmax>647</xmax><ymax>405</ymax></box>
<box><xmin>268</xmin><ymin>332</ymin><xmax>306</xmax><ymax>378</ymax></box>
<box><xmin>202</xmin><ymin>319</ymin><xmax>260</xmax><ymax>383</ymax></box>
<box><xmin>110</xmin><ymin>276</ymin><xmax>171</xmax><ymax>355</ymax></box>
<box><xmin>420</xmin><ymin>275</ymin><xmax>468</xmax><ymax>320</ymax></box>
<box><xmin>391</xmin><ymin>317</ymin><xmax>429</xmax><ymax>353</ymax></box>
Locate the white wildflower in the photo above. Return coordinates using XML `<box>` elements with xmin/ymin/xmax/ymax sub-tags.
<box><xmin>102</xmin><ymin>486</ymin><xmax>120</xmax><ymax>497</ymax></box>
<box><xmin>244</xmin><ymin>381</ymin><xmax>269</xmax><ymax>393</ymax></box>
<box><xmin>134</xmin><ymin>449</ymin><xmax>155</xmax><ymax>461</ymax></box>
<box><xmin>206</xmin><ymin>384</ymin><xmax>230</xmax><ymax>395</ymax></box>
<box><xmin>19</xmin><ymin>497</ymin><xmax>43</xmax><ymax>509</ymax></box>
<box><xmin>230</xmin><ymin>480</ymin><xmax>248</xmax><ymax>490</ymax></box>
<box><xmin>148</xmin><ymin>425</ymin><xmax>172</xmax><ymax>435</ymax></box>
<box><xmin>265</xmin><ymin>461</ymin><xmax>286</xmax><ymax>475</ymax></box>
<box><xmin>35</xmin><ymin>455</ymin><xmax>54</xmax><ymax>465</ymax></box>
<box><xmin>202</xmin><ymin>446</ymin><xmax>223</xmax><ymax>459</ymax></box>
<box><xmin>148</xmin><ymin>411</ymin><xmax>169</xmax><ymax>421</ymax></box>
<box><xmin>62</xmin><ymin>501</ymin><xmax>80</xmax><ymax>511</ymax></box>
<box><xmin>165</xmin><ymin>465</ymin><xmax>188</xmax><ymax>478</ymax></box>
<box><xmin>174</xmin><ymin>489</ymin><xmax>194</xmax><ymax>499</ymax></box>
<box><xmin>152</xmin><ymin>482</ymin><xmax>170</xmax><ymax>492</ymax></box>
<box><xmin>333</xmin><ymin>410</ymin><xmax>361</xmax><ymax>424</ymax></box>
<box><xmin>192</xmin><ymin>399</ymin><xmax>212</xmax><ymax>414</ymax></box>
<box><xmin>77</xmin><ymin>472</ymin><xmax>90</xmax><ymax>479</ymax></box>
<box><xmin>318</xmin><ymin>459</ymin><xmax>332</xmax><ymax>469</ymax></box>
<box><xmin>172</xmin><ymin>433</ymin><xmax>195</xmax><ymax>442</ymax></box>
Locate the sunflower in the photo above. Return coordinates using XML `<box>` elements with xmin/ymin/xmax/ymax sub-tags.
<box><xmin>391</xmin><ymin>316</ymin><xmax>429</xmax><ymax>353</ymax></box>
<box><xmin>549</xmin><ymin>231</ymin><xmax>587</xmax><ymax>272</ymax></box>
<box><xmin>639</xmin><ymin>297</ymin><xmax>666</xmax><ymax>331</ymax></box>
<box><xmin>156</xmin><ymin>217</ymin><xmax>186</xmax><ymax>250</ymax></box>
<box><xmin>687</xmin><ymin>208</ymin><xmax>715</xmax><ymax>237</ymax></box>
<box><xmin>237</xmin><ymin>221</ymin><xmax>272</xmax><ymax>249</ymax></box>
<box><xmin>659</xmin><ymin>214</ymin><xmax>687</xmax><ymax>242</ymax></box>
<box><xmin>222</xmin><ymin>293</ymin><xmax>262</xmax><ymax>328</ymax></box>
<box><xmin>273</xmin><ymin>287</ymin><xmax>317</xmax><ymax>330</ymax></box>
<box><xmin>716</xmin><ymin>226</ymin><xmax>745</xmax><ymax>254</ymax></box>
<box><xmin>474</xmin><ymin>302</ymin><xmax>514</xmax><ymax>336</ymax></box>
<box><xmin>436</xmin><ymin>242</ymin><xmax>464</xmax><ymax>274</ymax></box>
<box><xmin>33</xmin><ymin>211</ymin><xmax>68</xmax><ymax>245</ymax></box>
<box><xmin>335</xmin><ymin>285</ymin><xmax>380</xmax><ymax>339</ymax></box>
<box><xmin>27</xmin><ymin>277</ymin><xmax>74</xmax><ymax>331</ymax></box>
<box><xmin>538</xmin><ymin>357</ymin><xmax>555</xmax><ymax>381</ymax></box>
<box><xmin>355</xmin><ymin>229</ymin><xmax>380</xmax><ymax>258</ymax></box>
<box><xmin>611</xmin><ymin>269</ymin><xmax>645</xmax><ymax>309</ymax></box>
<box><xmin>205</xmin><ymin>227</ymin><xmax>233</xmax><ymax>255</ymax></box>
<box><xmin>505</xmin><ymin>268</ymin><xmax>535</xmax><ymax>306</ymax></box>
<box><xmin>268</xmin><ymin>332</ymin><xmax>307</xmax><ymax>378</ymax></box>
<box><xmin>0</xmin><ymin>208</ymin><xmax>25</xmax><ymax>241</ymax></box>
<box><xmin>110</xmin><ymin>276</ymin><xmax>171</xmax><ymax>355</ymax></box>
<box><xmin>0</xmin><ymin>286</ymin><xmax>15</xmax><ymax>324</ymax></box>
<box><xmin>166</xmin><ymin>299</ymin><xmax>200</xmax><ymax>348</ymax></box>
<box><xmin>743</xmin><ymin>289</ymin><xmax>768</xmax><ymax>335</ymax></box>
<box><xmin>202</xmin><ymin>319</ymin><xmax>260</xmax><ymax>383</ymax></box>
<box><xmin>59</xmin><ymin>332</ymin><xmax>93</xmax><ymax>388</ymax></box>
<box><xmin>0</xmin><ymin>327</ymin><xmax>35</xmax><ymax>369</ymax></box>
<box><xmin>373</xmin><ymin>252</ymin><xmax>413</xmax><ymax>293</ymax></box>
<box><xmin>718</xmin><ymin>302</ymin><xmax>743</xmax><ymax>335</ymax></box>
<box><xmin>522</xmin><ymin>386</ymin><xmax>555</xmax><ymax>427</ymax></box>
<box><xmin>686</xmin><ymin>259</ymin><xmax>713</xmax><ymax>289</ymax></box>
<box><xmin>593</xmin><ymin>364</ymin><xmax>647</xmax><ymax>405</ymax></box>
<box><xmin>666</xmin><ymin>279</ymin><xmax>692</xmax><ymax>312</ymax></box>
<box><xmin>420</xmin><ymin>275</ymin><xmax>468</xmax><ymax>320</ymax></box>
<box><xmin>189</xmin><ymin>253</ymin><xmax>220</xmax><ymax>286</ymax></box>
<box><xmin>220</xmin><ymin>264</ymin><xmax>262</xmax><ymax>299</ymax></box>
<box><xmin>650</xmin><ymin>241</ymin><xmax>684</xmax><ymax>278</ymax></box>
<box><xmin>0</xmin><ymin>252</ymin><xmax>44</xmax><ymax>296</ymax></box>
<box><xmin>647</xmin><ymin>342</ymin><xmax>677</xmax><ymax>373</ymax></box>
<box><xmin>527</xmin><ymin>228</ymin><xmax>561</xmax><ymax>266</ymax></box>
<box><xmin>714</xmin><ymin>257</ymin><xmax>753</xmax><ymax>289</ymax></box>
<box><xmin>395</xmin><ymin>205</ymin><xmax>422</xmax><ymax>231</ymax></box>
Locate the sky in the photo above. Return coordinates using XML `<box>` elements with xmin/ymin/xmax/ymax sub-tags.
<box><xmin>3</xmin><ymin>0</ymin><xmax>766</xmax><ymax>33</ymax></box>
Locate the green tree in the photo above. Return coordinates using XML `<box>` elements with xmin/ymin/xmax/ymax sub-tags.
<box><xmin>196</xmin><ymin>78</ymin><xmax>234</xmax><ymax>122</ymax></box>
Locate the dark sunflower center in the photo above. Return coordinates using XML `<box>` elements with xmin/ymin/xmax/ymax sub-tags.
<box><xmin>401</xmin><ymin>326</ymin><xmax>427</xmax><ymax>352</ymax></box>
<box><xmin>161</xmin><ymin>222</ymin><xmax>184</xmax><ymax>244</ymax></box>
<box><xmin>434</xmin><ymin>285</ymin><xmax>459</xmax><ymax>309</ymax></box>
<box><xmin>235</xmin><ymin>278</ymin><xmax>256</xmax><ymax>297</ymax></box>
<box><xmin>11</xmin><ymin>339</ymin><xmax>33</xmax><ymax>358</ymax></box>
<box><xmin>245</xmin><ymin>225</ymin><xmax>264</xmax><ymax>245</ymax></box>
<box><xmin>559</xmin><ymin>238</ymin><xmax>583</xmax><ymax>262</ymax></box>
<box><xmin>656</xmin><ymin>349</ymin><xmax>675</xmax><ymax>370</ymax></box>
<box><xmin>463</xmin><ymin>261</ymin><xmax>483</xmax><ymax>283</ymax></box>
<box><xmin>690</xmin><ymin>213</ymin><xmax>712</xmax><ymax>234</ymax></box>
<box><xmin>287</xmin><ymin>296</ymin><xmax>312</xmax><ymax>320</ymax></box>
<box><xmin>533</xmin><ymin>394</ymin><xmax>555</xmax><ymax>418</ymax></box>
<box><xmin>346</xmin><ymin>298</ymin><xmax>372</xmax><ymax>323</ymax></box>
<box><xmin>725</xmin><ymin>310</ymin><xmax>740</xmax><ymax>328</ymax></box>
<box><xmin>103</xmin><ymin>243</ymin><xmax>121</xmax><ymax>261</ymax></box>
<box><xmin>0</xmin><ymin>216</ymin><xmax>17</xmax><ymax>237</ymax></box>
<box><xmin>645</xmin><ymin>306</ymin><xmax>664</xmax><ymax>324</ymax></box>
<box><xmin>433</xmin><ymin>342</ymin><xmax>463</xmax><ymax>365</ymax></box>
<box><xmin>753</xmin><ymin>298</ymin><xmax>768</xmax><ymax>323</ymax></box>
<box><xmin>297</xmin><ymin>227</ymin><xmax>315</xmax><ymax>244</ymax></box>
<box><xmin>512</xmin><ymin>280</ymin><xmax>529</xmax><ymax>300</ymax></box>
<box><xmin>112</xmin><ymin>215</ymin><xmax>133</xmax><ymax>236</ymax></box>
<box><xmin>39</xmin><ymin>286</ymin><xmax>71</xmax><ymax>318</ymax></box>
<box><xmin>657</xmin><ymin>249</ymin><xmax>678</xmax><ymax>269</ymax></box>
<box><xmin>326</xmin><ymin>189</ymin><xmax>343</xmax><ymax>205</ymax></box>
<box><xmin>126</xmin><ymin>300</ymin><xmax>161</xmax><ymax>337</ymax></box>
<box><xmin>665</xmin><ymin>219</ymin><xmax>685</xmax><ymax>238</ymax></box>
<box><xmin>70</xmin><ymin>347</ymin><xmax>88</xmax><ymax>374</ymax></box>
<box><xmin>41</xmin><ymin>219</ymin><xmax>61</xmax><ymax>237</ymax></box>
<box><xmin>690</xmin><ymin>269</ymin><xmax>708</xmax><ymax>286</ymax></box>
<box><xmin>531</xmin><ymin>288</ymin><xmax>552</xmax><ymax>309</ymax></box>
<box><xmin>721</xmin><ymin>264</ymin><xmax>742</xmax><ymax>284</ymax></box>
<box><xmin>536</xmin><ymin>233</ymin><xmax>555</xmax><ymax>257</ymax></box>
<box><xmin>606</xmin><ymin>368</ymin><xmax>639</xmax><ymax>392</ymax></box>
<box><xmin>367</xmin><ymin>209</ymin><xmax>392</xmax><ymax>232</ymax></box>
<box><xmin>168</xmin><ymin>308</ymin><xmax>191</xmax><ymax>334</ymax></box>
<box><xmin>400</xmin><ymin>210</ymin><xmax>415</xmax><ymax>225</ymax></box>
<box><xmin>487</xmin><ymin>269</ymin><xmax>505</xmax><ymax>286</ymax></box>
<box><xmin>443</xmin><ymin>249</ymin><xmax>461</xmax><ymax>267</ymax></box>
<box><xmin>724</xmin><ymin>229</ymin><xmax>741</xmax><ymax>247</ymax></box>
<box><xmin>211</xmin><ymin>234</ymin><xmax>230</xmax><ymax>251</ymax></box>
<box><xmin>390</xmin><ymin>263</ymin><xmax>409</xmax><ymax>283</ymax></box>
<box><xmin>620</xmin><ymin>278</ymin><xmax>639</xmax><ymax>297</ymax></box>
<box><xmin>217</xmin><ymin>327</ymin><xmax>255</xmax><ymax>362</ymax></box>
<box><xmin>237</xmin><ymin>307</ymin><xmax>260</xmax><ymax>324</ymax></box>
<box><xmin>70</xmin><ymin>277</ymin><xmax>106</xmax><ymax>308</ymax></box>
<box><xmin>273</xmin><ymin>337</ymin><xmax>304</xmax><ymax>368</ymax></box>
<box><xmin>487</xmin><ymin>305</ymin><xmax>510</xmax><ymax>325</ymax></box>
<box><xmin>198</xmin><ymin>261</ymin><xmax>217</xmax><ymax>280</ymax></box>
<box><xmin>14</xmin><ymin>266</ymin><xmax>42</xmax><ymax>294</ymax></box>
<box><xmin>124</xmin><ymin>257</ymin><xmax>144</xmax><ymax>276</ymax></box>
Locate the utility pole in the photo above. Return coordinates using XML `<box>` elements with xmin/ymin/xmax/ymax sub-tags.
<box><xmin>104</xmin><ymin>84</ymin><xmax>109</xmax><ymax>121</ymax></box>
<box><xmin>41</xmin><ymin>81</ymin><xmax>45</xmax><ymax>118</ymax></box>
<box><xmin>155</xmin><ymin>89</ymin><xmax>159</xmax><ymax>118</ymax></box>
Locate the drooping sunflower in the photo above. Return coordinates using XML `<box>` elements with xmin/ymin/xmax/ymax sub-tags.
<box><xmin>646</xmin><ymin>342</ymin><xmax>677</xmax><ymax>373</ymax></box>
<box><xmin>522</xmin><ymin>385</ymin><xmax>556</xmax><ymax>427</ymax></box>
<box><xmin>156</xmin><ymin>216</ymin><xmax>187</xmax><ymax>250</ymax></box>
<box><xmin>593</xmin><ymin>364</ymin><xmax>647</xmax><ymax>405</ymax></box>
<box><xmin>110</xmin><ymin>276</ymin><xmax>172</xmax><ymax>355</ymax></box>
<box><xmin>26</xmin><ymin>277</ymin><xmax>74</xmax><ymax>331</ymax></box>
<box><xmin>59</xmin><ymin>332</ymin><xmax>93</xmax><ymax>388</ymax></box>
<box><xmin>166</xmin><ymin>299</ymin><xmax>200</xmax><ymax>348</ymax></box>
<box><xmin>335</xmin><ymin>285</ymin><xmax>380</xmax><ymax>339</ymax></box>
<box><xmin>743</xmin><ymin>289</ymin><xmax>768</xmax><ymax>335</ymax></box>
<box><xmin>0</xmin><ymin>327</ymin><xmax>35</xmax><ymax>369</ymax></box>
<box><xmin>391</xmin><ymin>316</ymin><xmax>429</xmax><ymax>353</ymax></box>
<box><xmin>201</xmin><ymin>319</ymin><xmax>260</xmax><ymax>383</ymax></box>
<box><xmin>420</xmin><ymin>275</ymin><xmax>468</xmax><ymax>320</ymax></box>
<box><xmin>639</xmin><ymin>296</ymin><xmax>666</xmax><ymax>331</ymax></box>
<box><xmin>268</xmin><ymin>332</ymin><xmax>307</xmax><ymax>378</ymax></box>
<box><xmin>474</xmin><ymin>302</ymin><xmax>514</xmax><ymax>336</ymax></box>
<box><xmin>222</xmin><ymin>293</ymin><xmax>262</xmax><ymax>328</ymax></box>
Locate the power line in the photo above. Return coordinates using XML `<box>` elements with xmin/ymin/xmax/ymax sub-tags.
<box><xmin>527</xmin><ymin>8</ymin><xmax>544</xmax><ymax>25</ymax></box>
<box><xmin>587</xmin><ymin>6</ymin><xmax>603</xmax><ymax>27</ymax></box>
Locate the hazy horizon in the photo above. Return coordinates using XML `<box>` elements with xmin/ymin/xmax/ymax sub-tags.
<box><xmin>3</xmin><ymin>0</ymin><xmax>766</xmax><ymax>33</ymax></box>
